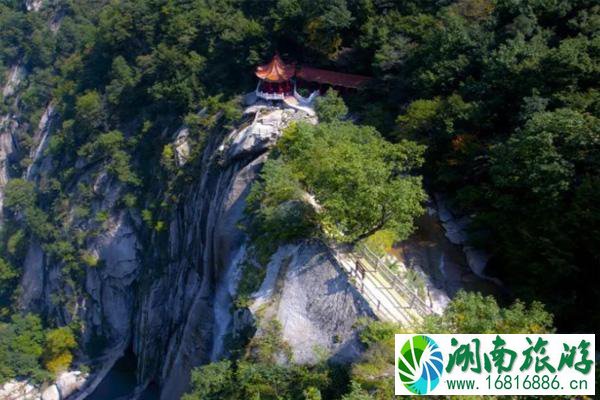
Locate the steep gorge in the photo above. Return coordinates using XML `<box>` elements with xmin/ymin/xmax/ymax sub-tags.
<box><xmin>6</xmin><ymin>97</ymin><xmax>373</xmax><ymax>399</ymax></box>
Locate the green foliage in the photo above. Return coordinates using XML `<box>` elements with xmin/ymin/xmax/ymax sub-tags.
<box><xmin>357</xmin><ymin>319</ymin><xmax>398</xmax><ymax>348</ymax></box>
<box><xmin>314</xmin><ymin>89</ymin><xmax>348</xmax><ymax>123</ymax></box>
<box><xmin>3</xmin><ymin>179</ymin><xmax>36</xmax><ymax>213</ymax></box>
<box><xmin>277</xmin><ymin>121</ymin><xmax>426</xmax><ymax>243</ymax></box>
<box><xmin>80</xmin><ymin>252</ymin><xmax>99</xmax><ymax>268</ymax></box>
<box><xmin>304</xmin><ymin>386</ymin><xmax>323</xmax><ymax>400</ymax></box>
<box><xmin>0</xmin><ymin>314</ymin><xmax>78</xmax><ymax>384</ymax></box>
<box><xmin>106</xmin><ymin>56</ymin><xmax>139</xmax><ymax>106</ymax></box>
<box><xmin>234</xmin><ymin>262</ymin><xmax>266</xmax><ymax>309</ymax></box>
<box><xmin>75</xmin><ymin>91</ymin><xmax>105</xmax><ymax>132</ymax></box>
<box><xmin>396</xmin><ymin>98</ymin><xmax>441</xmax><ymax>138</ymax></box>
<box><xmin>43</xmin><ymin>327</ymin><xmax>77</xmax><ymax>375</ymax></box>
<box><xmin>185</xmin><ymin>316</ymin><xmax>331</xmax><ymax>400</ymax></box>
<box><xmin>182</xmin><ymin>360</ymin><xmax>234</xmax><ymax>400</ymax></box>
<box><xmin>421</xmin><ymin>291</ymin><xmax>554</xmax><ymax>334</ymax></box>
<box><xmin>353</xmin><ymin>0</ymin><xmax>600</xmax><ymax>330</ymax></box>
<box><xmin>0</xmin><ymin>258</ymin><xmax>18</xmax><ymax>317</ymax></box>
<box><xmin>77</xmin><ymin>130</ymin><xmax>140</xmax><ymax>186</ymax></box>
<box><xmin>246</xmin><ymin>158</ymin><xmax>317</xmax><ymax>262</ymax></box>
<box><xmin>184</xmin><ymin>359</ymin><xmax>331</xmax><ymax>400</ymax></box>
<box><xmin>0</xmin><ymin>314</ymin><xmax>49</xmax><ymax>384</ymax></box>
<box><xmin>341</xmin><ymin>382</ymin><xmax>374</xmax><ymax>400</ymax></box>
<box><xmin>246</xmin><ymin>319</ymin><xmax>292</xmax><ymax>364</ymax></box>
<box><xmin>0</xmin><ymin>0</ymin><xmax>598</xmax><ymax>384</ymax></box>
<box><xmin>350</xmin><ymin>293</ymin><xmax>554</xmax><ymax>399</ymax></box>
<box><xmin>3</xmin><ymin>180</ymin><xmax>55</xmax><ymax>241</ymax></box>
<box><xmin>361</xmin><ymin>230</ymin><xmax>397</xmax><ymax>257</ymax></box>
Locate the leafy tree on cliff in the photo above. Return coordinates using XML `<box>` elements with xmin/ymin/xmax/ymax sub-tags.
<box><xmin>276</xmin><ymin>120</ymin><xmax>426</xmax><ymax>243</ymax></box>
<box><xmin>315</xmin><ymin>89</ymin><xmax>348</xmax><ymax>122</ymax></box>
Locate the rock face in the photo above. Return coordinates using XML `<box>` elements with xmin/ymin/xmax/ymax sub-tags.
<box><xmin>0</xmin><ymin>380</ymin><xmax>40</xmax><ymax>400</ymax></box>
<box><xmin>435</xmin><ymin>194</ymin><xmax>494</xmax><ymax>280</ymax></box>
<box><xmin>0</xmin><ymin>371</ymin><xmax>87</xmax><ymax>400</ymax></box>
<box><xmin>2</xmin><ymin>64</ymin><xmax>24</xmax><ymax>98</ymax></box>
<box><xmin>133</xmin><ymin>106</ymin><xmax>320</xmax><ymax>399</ymax></box>
<box><xmin>173</xmin><ymin>127</ymin><xmax>191</xmax><ymax>166</ymax></box>
<box><xmin>12</xmin><ymin>102</ymin><xmax>373</xmax><ymax>400</ymax></box>
<box><xmin>250</xmin><ymin>242</ymin><xmax>373</xmax><ymax>364</ymax></box>
<box><xmin>0</xmin><ymin>118</ymin><xmax>16</xmax><ymax>213</ymax></box>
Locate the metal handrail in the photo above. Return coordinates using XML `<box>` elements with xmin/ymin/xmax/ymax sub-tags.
<box><xmin>255</xmin><ymin>90</ymin><xmax>287</xmax><ymax>100</ymax></box>
<box><xmin>344</xmin><ymin>257</ymin><xmax>414</xmax><ymax>324</ymax></box>
<box><xmin>356</xmin><ymin>244</ymin><xmax>434</xmax><ymax>316</ymax></box>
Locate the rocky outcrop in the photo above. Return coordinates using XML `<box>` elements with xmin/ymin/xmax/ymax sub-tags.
<box><xmin>26</xmin><ymin>103</ymin><xmax>55</xmax><ymax>180</ymax></box>
<box><xmin>435</xmin><ymin>194</ymin><xmax>494</xmax><ymax>280</ymax></box>
<box><xmin>0</xmin><ymin>116</ymin><xmax>17</xmax><ymax>213</ymax></box>
<box><xmin>13</xmin><ymin>102</ymin><xmax>372</xmax><ymax>400</ymax></box>
<box><xmin>2</xmin><ymin>64</ymin><xmax>24</xmax><ymax>99</ymax></box>
<box><xmin>173</xmin><ymin>126</ymin><xmax>191</xmax><ymax>167</ymax></box>
<box><xmin>0</xmin><ymin>371</ymin><xmax>87</xmax><ymax>400</ymax></box>
<box><xmin>41</xmin><ymin>371</ymin><xmax>88</xmax><ymax>400</ymax></box>
<box><xmin>0</xmin><ymin>63</ymin><xmax>25</xmax><ymax>209</ymax></box>
<box><xmin>250</xmin><ymin>242</ymin><xmax>373</xmax><ymax>364</ymax></box>
<box><xmin>25</xmin><ymin>0</ymin><xmax>44</xmax><ymax>12</ymax></box>
<box><xmin>133</xmin><ymin>106</ymin><xmax>317</xmax><ymax>399</ymax></box>
<box><xmin>0</xmin><ymin>380</ymin><xmax>39</xmax><ymax>400</ymax></box>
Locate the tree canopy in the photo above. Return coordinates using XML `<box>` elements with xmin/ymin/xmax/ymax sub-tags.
<box><xmin>248</xmin><ymin>117</ymin><xmax>427</xmax><ymax>246</ymax></box>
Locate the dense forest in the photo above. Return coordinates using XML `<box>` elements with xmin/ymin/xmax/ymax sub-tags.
<box><xmin>0</xmin><ymin>0</ymin><xmax>598</xmax><ymax>397</ymax></box>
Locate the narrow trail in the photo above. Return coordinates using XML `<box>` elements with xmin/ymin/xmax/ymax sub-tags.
<box><xmin>330</xmin><ymin>244</ymin><xmax>436</xmax><ymax>327</ymax></box>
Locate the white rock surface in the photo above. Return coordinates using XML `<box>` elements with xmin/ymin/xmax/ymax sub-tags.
<box><xmin>173</xmin><ymin>126</ymin><xmax>190</xmax><ymax>166</ymax></box>
<box><xmin>25</xmin><ymin>0</ymin><xmax>43</xmax><ymax>12</ymax></box>
<box><xmin>56</xmin><ymin>371</ymin><xmax>88</xmax><ymax>398</ymax></box>
<box><xmin>0</xmin><ymin>381</ymin><xmax>40</xmax><ymax>400</ymax></box>
<box><xmin>41</xmin><ymin>385</ymin><xmax>59</xmax><ymax>400</ymax></box>
<box><xmin>0</xmin><ymin>119</ymin><xmax>16</xmax><ymax>212</ymax></box>
<box><xmin>251</xmin><ymin>242</ymin><xmax>373</xmax><ymax>364</ymax></box>
<box><xmin>2</xmin><ymin>64</ymin><xmax>24</xmax><ymax>98</ymax></box>
<box><xmin>26</xmin><ymin>104</ymin><xmax>54</xmax><ymax>180</ymax></box>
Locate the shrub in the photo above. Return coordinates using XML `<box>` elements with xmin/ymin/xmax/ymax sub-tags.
<box><xmin>43</xmin><ymin>326</ymin><xmax>77</xmax><ymax>375</ymax></box>
<box><xmin>234</xmin><ymin>262</ymin><xmax>266</xmax><ymax>309</ymax></box>
<box><xmin>315</xmin><ymin>89</ymin><xmax>348</xmax><ymax>123</ymax></box>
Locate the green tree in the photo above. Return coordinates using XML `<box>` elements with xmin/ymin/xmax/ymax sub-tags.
<box><xmin>350</xmin><ymin>293</ymin><xmax>554</xmax><ymax>398</ymax></box>
<box><xmin>246</xmin><ymin>158</ymin><xmax>316</xmax><ymax>261</ymax></box>
<box><xmin>0</xmin><ymin>314</ymin><xmax>47</xmax><ymax>383</ymax></box>
<box><xmin>106</xmin><ymin>56</ymin><xmax>139</xmax><ymax>107</ymax></box>
<box><xmin>43</xmin><ymin>326</ymin><xmax>77</xmax><ymax>375</ymax></box>
<box><xmin>3</xmin><ymin>179</ymin><xmax>36</xmax><ymax>213</ymax></box>
<box><xmin>341</xmin><ymin>382</ymin><xmax>374</xmax><ymax>400</ymax></box>
<box><xmin>304</xmin><ymin>386</ymin><xmax>322</xmax><ymax>400</ymax></box>
<box><xmin>182</xmin><ymin>361</ymin><xmax>233</xmax><ymax>400</ymax></box>
<box><xmin>421</xmin><ymin>291</ymin><xmax>554</xmax><ymax>334</ymax></box>
<box><xmin>75</xmin><ymin>90</ymin><xmax>105</xmax><ymax>131</ymax></box>
<box><xmin>314</xmin><ymin>89</ymin><xmax>348</xmax><ymax>123</ymax></box>
<box><xmin>278</xmin><ymin>121</ymin><xmax>426</xmax><ymax>242</ymax></box>
<box><xmin>396</xmin><ymin>98</ymin><xmax>441</xmax><ymax>138</ymax></box>
<box><xmin>0</xmin><ymin>258</ymin><xmax>18</xmax><ymax>317</ymax></box>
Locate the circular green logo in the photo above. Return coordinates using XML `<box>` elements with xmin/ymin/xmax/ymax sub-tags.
<box><xmin>397</xmin><ymin>335</ymin><xmax>444</xmax><ymax>394</ymax></box>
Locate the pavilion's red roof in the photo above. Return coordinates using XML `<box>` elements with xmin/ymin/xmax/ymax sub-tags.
<box><xmin>255</xmin><ymin>54</ymin><xmax>295</xmax><ymax>82</ymax></box>
<box><xmin>296</xmin><ymin>66</ymin><xmax>371</xmax><ymax>89</ymax></box>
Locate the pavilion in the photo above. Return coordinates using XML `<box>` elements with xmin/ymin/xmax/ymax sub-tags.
<box><xmin>255</xmin><ymin>54</ymin><xmax>371</xmax><ymax>102</ymax></box>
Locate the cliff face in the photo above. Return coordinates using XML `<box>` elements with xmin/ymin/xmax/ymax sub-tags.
<box><xmin>10</xmin><ymin>102</ymin><xmax>373</xmax><ymax>399</ymax></box>
<box><xmin>249</xmin><ymin>242</ymin><xmax>374</xmax><ymax>364</ymax></box>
